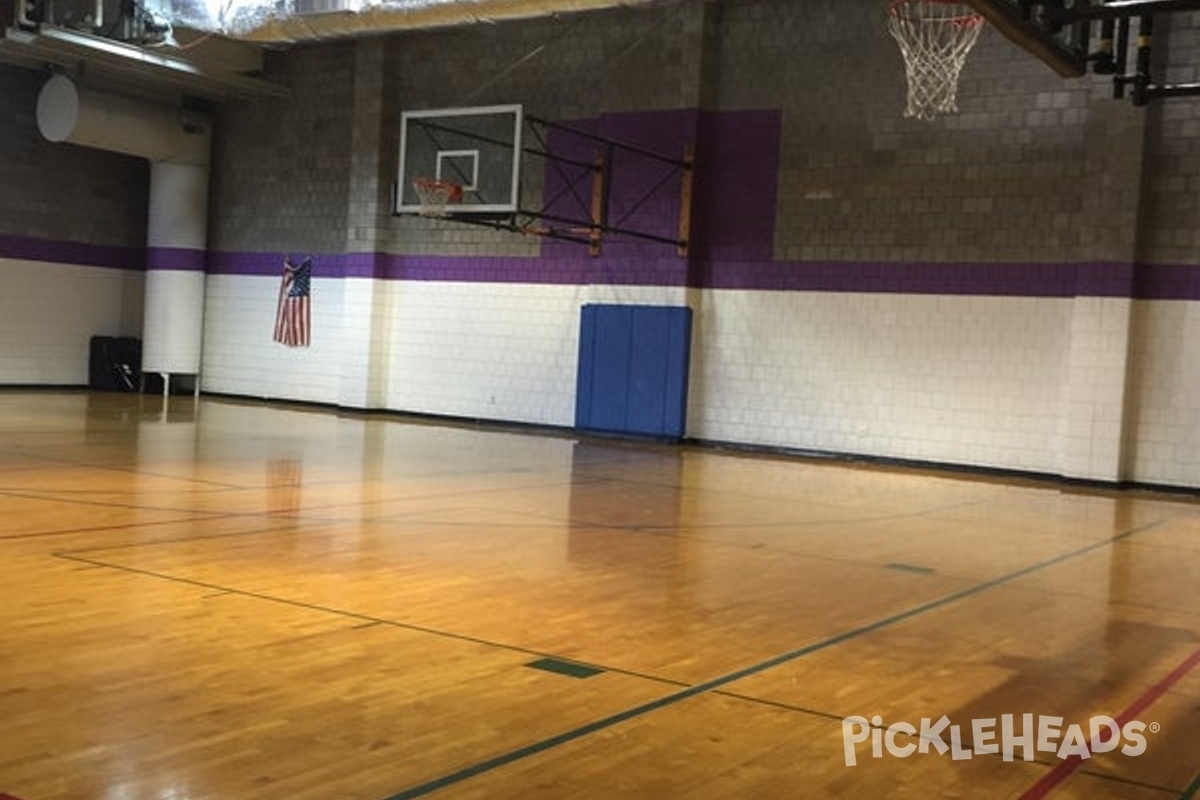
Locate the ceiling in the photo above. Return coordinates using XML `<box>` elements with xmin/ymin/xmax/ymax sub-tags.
<box><xmin>234</xmin><ymin>0</ymin><xmax>675</xmax><ymax>44</ymax></box>
<box><xmin>0</xmin><ymin>0</ymin><xmax>677</xmax><ymax>101</ymax></box>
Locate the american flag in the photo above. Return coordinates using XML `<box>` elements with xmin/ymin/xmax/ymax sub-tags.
<box><xmin>273</xmin><ymin>256</ymin><xmax>311</xmax><ymax>348</ymax></box>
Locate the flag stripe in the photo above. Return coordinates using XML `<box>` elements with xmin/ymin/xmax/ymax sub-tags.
<box><xmin>273</xmin><ymin>258</ymin><xmax>312</xmax><ymax>348</ymax></box>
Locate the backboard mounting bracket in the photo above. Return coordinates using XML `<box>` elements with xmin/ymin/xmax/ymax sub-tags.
<box><xmin>394</xmin><ymin>105</ymin><xmax>693</xmax><ymax>256</ymax></box>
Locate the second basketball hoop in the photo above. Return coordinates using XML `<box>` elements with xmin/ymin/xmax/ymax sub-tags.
<box><xmin>887</xmin><ymin>0</ymin><xmax>985</xmax><ymax>119</ymax></box>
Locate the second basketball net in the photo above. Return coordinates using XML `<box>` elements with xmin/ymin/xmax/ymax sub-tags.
<box><xmin>887</xmin><ymin>0</ymin><xmax>985</xmax><ymax>119</ymax></box>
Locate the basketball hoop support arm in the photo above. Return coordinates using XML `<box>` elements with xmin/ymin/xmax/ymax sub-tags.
<box><xmin>443</xmin><ymin>207</ymin><xmax>691</xmax><ymax>249</ymax></box>
<box><xmin>526</xmin><ymin>115</ymin><xmax>693</xmax><ymax>170</ymax></box>
<box><xmin>523</xmin><ymin>116</ymin><xmax>693</xmax><ymax>256</ymax></box>
<box><xmin>395</xmin><ymin>107</ymin><xmax>693</xmax><ymax>253</ymax></box>
<box><xmin>1049</xmin><ymin>0</ymin><xmax>1200</xmax><ymax>24</ymax></box>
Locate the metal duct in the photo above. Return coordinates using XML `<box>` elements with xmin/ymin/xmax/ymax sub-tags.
<box><xmin>36</xmin><ymin>73</ymin><xmax>210</xmax><ymax>165</ymax></box>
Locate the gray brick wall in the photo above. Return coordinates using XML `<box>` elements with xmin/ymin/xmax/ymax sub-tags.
<box><xmin>378</xmin><ymin>3</ymin><xmax>705</xmax><ymax>256</ymax></box>
<box><xmin>712</xmin><ymin>0</ymin><xmax>1136</xmax><ymax>266</ymax></box>
<box><xmin>209</xmin><ymin>43</ymin><xmax>355</xmax><ymax>254</ymax></box>
<box><xmin>201</xmin><ymin>0</ymin><xmax>1200</xmax><ymax>270</ymax></box>
<box><xmin>0</xmin><ymin>64</ymin><xmax>148</xmax><ymax>249</ymax></box>
<box><xmin>344</xmin><ymin>38</ymin><xmax>391</xmax><ymax>256</ymax></box>
<box><xmin>388</xmin><ymin>5</ymin><xmax>698</xmax><ymax>118</ymax></box>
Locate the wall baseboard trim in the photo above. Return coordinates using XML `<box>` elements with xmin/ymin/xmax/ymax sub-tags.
<box><xmin>0</xmin><ymin>384</ymin><xmax>90</xmax><ymax>391</ymax></box>
<box><xmin>122</xmin><ymin>390</ymin><xmax>1200</xmax><ymax>499</ymax></box>
<box><xmin>684</xmin><ymin>437</ymin><xmax>1200</xmax><ymax>499</ymax></box>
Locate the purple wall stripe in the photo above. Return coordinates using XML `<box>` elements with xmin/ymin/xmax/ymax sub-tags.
<box><xmin>207</xmin><ymin>251</ymin><xmax>333</xmax><ymax>277</ymax></box>
<box><xmin>203</xmin><ymin>250</ymin><xmax>1195</xmax><ymax>299</ymax></box>
<box><xmin>146</xmin><ymin>247</ymin><xmax>207</xmax><ymax>272</ymax></box>
<box><xmin>212</xmin><ymin>251</ymin><xmax>688</xmax><ymax>286</ymax></box>
<box><xmin>7</xmin><ymin>235</ymin><xmax>1200</xmax><ymax>300</ymax></box>
<box><xmin>0</xmin><ymin>233</ymin><xmax>143</xmax><ymax>270</ymax></box>
<box><xmin>707</xmin><ymin>259</ymin><xmax>1137</xmax><ymax>297</ymax></box>
<box><xmin>1134</xmin><ymin>262</ymin><xmax>1200</xmax><ymax>300</ymax></box>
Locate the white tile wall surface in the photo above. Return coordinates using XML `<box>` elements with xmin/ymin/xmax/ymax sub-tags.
<box><xmin>201</xmin><ymin>275</ymin><xmax>346</xmax><ymax>405</ymax></box>
<box><xmin>1126</xmin><ymin>300</ymin><xmax>1200</xmax><ymax>487</ymax></box>
<box><xmin>381</xmin><ymin>281</ymin><xmax>585</xmax><ymax>426</ymax></box>
<box><xmin>689</xmin><ymin>290</ymin><xmax>1072</xmax><ymax>473</ymax></box>
<box><xmin>0</xmin><ymin>258</ymin><xmax>142</xmax><ymax>384</ymax></box>
<box><xmin>1058</xmin><ymin>297</ymin><xmax>1133</xmax><ymax>482</ymax></box>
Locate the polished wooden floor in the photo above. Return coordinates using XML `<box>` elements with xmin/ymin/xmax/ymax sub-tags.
<box><xmin>1</xmin><ymin>391</ymin><xmax>1198</xmax><ymax>800</ymax></box>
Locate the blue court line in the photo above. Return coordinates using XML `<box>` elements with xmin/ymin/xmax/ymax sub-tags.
<box><xmin>382</xmin><ymin>519</ymin><xmax>1165</xmax><ymax>800</ymax></box>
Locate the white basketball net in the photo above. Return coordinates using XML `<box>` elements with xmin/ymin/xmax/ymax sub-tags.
<box><xmin>887</xmin><ymin>0</ymin><xmax>985</xmax><ymax>120</ymax></box>
<box><xmin>413</xmin><ymin>179</ymin><xmax>460</xmax><ymax>218</ymax></box>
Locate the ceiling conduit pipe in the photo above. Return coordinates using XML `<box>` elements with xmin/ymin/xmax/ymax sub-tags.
<box><xmin>36</xmin><ymin>73</ymin><xmax>211</xmax><ymax>397</ymax></box>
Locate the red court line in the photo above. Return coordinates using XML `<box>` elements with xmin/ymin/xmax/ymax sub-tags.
<box><xmin>1018</xmin><ymin>644</ymin><xmax>1200</xmax><ymax>800</ymax></box>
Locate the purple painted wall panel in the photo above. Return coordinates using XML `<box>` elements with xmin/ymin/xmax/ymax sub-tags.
<box><xmin>598</xmin><ymin>108</ymin><xmax>698</xmax><ymax>261</ymax></box>
<box><xmin>536</xmin><ymin>107</ymin><xmax>778</xmax><ymax>282</ymax></box>
<box><xmin>692</xmin><ymin>110</ymin><xmax>781</xmax><ymax>266</ymax></box>
<box><xmin>538</xmin><ymin>109</ymin><xmax>697</xmax><ymax>274</ymax></box>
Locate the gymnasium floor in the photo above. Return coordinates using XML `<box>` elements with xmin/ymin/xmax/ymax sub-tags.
<box><xmin>1</xmin><ymin>390</ymin><xmax>1198</xmax><ymax>800</ymax></box>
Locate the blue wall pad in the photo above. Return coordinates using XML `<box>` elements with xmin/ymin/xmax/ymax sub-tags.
<box><xmin>575</xmin><ymin>304</ymin><xmax>692</xmax><ymax>438</ymax></box>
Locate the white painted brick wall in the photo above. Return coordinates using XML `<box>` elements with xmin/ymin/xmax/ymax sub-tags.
<box><xmin>201</xmin><ymin>277</ymin><xmax>697</xmax><ymax>427</ymax></box>
<box><xmin>336</xmin><ymin>278</ymin><xmax>388</xmax><ymax>409</ymax></box>
<box><xmin>1126</xmin><ymin>300</ymin><xmax>1200</xmax><ymax>487</ymax></box>
<box><xmin>689</xmin><ymin>290</ymin><xmax>1071</xmax><ymax>472</ymax></box>
<box><xmin>1059</xmin><ymin>297</ymin><xmax>1133</xmax><ymax>481</ymax></box>
<box><xmin>197</xmin><ymin>275</ymin><xmax>1200</xmax><ymax>486</ymax></box>
<box><xmin>201</xmin><ymin>275</ymin><xmax>345</xmax><ymax>405</ymax></box>
<box><xmin>382</xmin><ymin>281</ymin><xmax>584</xmax><ymax>426</ymax></box>
<box><xmin>0</xmin><ymin>258</ymin><xmax>140</xmax><ymax>384</ymax></box>
<box><xmin>582</xmin><ymin>284</ymin><xmax>693</xmax><ymax>308</ymax></box>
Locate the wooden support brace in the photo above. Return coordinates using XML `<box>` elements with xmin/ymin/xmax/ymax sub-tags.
<box><xmin>590</xmin><ymin>150</ymin><xmax>606</xmax><ymax>258</ymax></box>
<box><xmin>677</xmin><ymin>143</ymin><xmax>695</xmax><ymax>258</ymax></box>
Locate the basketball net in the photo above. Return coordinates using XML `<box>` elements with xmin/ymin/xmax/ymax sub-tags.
<box><xmin>887</xmin><ymin>0</ymin><xmax>984</xmax><ymax>120</ymax></box>
<box><xmin>412</xmin><ymin>177</ymin><xmax>463</xmax><ymax>218</ymax></box>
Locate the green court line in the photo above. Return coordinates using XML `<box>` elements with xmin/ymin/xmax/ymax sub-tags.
<box><xmin>526</xmin><ymin>658</ymin><xmax>605</xmax><ymax>679</ymax></box>
<box><xmin>52</xmin><ymin>552</ymin><xmax>688</xmax><ymax>690</ymax></box>
<box><xmin>382</xmin><ymin>519</ymin><xmax>1165</xmax><ymax>800</ymax></box>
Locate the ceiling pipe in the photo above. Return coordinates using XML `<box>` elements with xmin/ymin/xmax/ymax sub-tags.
<box><xmin>36</xmin><ymin>73</ymin><xmax>210</xmax><ymax>165</ymax></box>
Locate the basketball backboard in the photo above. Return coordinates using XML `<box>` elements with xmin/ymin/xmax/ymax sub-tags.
<box><xmin>396</xmin><ymin>104</ymin><xmax>522</xmax><ymax>214</ymax></box>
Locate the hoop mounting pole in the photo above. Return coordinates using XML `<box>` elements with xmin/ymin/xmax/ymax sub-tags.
<box><xmin>677</xmin><ymin>143</ymin><xmax>695</xmax><ymax>258</ymax></box>
<box><xmin>589</xmin><ymin>149</ymin><xmax>607</xmax><ymax>258</ymax></box>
